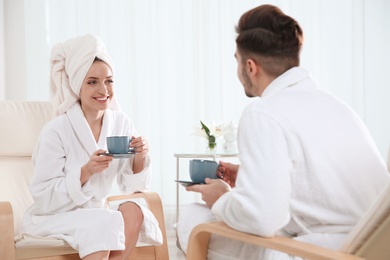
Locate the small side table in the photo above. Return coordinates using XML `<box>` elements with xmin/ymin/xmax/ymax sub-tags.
<box><xmin>173</xmin><ymin>153</ymin><xmax>239</xmax><ymax>222</ymax></box>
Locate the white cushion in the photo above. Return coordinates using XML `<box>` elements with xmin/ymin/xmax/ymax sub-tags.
<box><xmin>0</xmin><ymin>101</ymin><xmax>55</xmax><ymax>156</ymax></box>
<box><xmin>0</xmin><ymin>157</ymin><xmax>34</xmax><ymax>235</ymax></box>
<box><xmin>0</xmin><ymin>101</ymin><xmax>55</xmax><ymax>236</ymax></box>
<box><xmin>15</xmin><ymin>234</ymin><xmax>149</xmax><ymax>248</ymax></box>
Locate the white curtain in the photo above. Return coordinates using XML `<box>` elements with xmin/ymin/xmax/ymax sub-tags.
<box><xmin>1</xmin><ymin>0</ymin><xmax>390</xmax><ymax>207</ymax></box>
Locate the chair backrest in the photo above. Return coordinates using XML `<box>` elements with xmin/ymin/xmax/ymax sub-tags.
<box><xmin>388</xmin><ymin>146</ymin><xmax>390</xmax><ymax>171</ymax></box>
<box><xmin>340</xmin><ymin>181</ymin><xmax>390</xmax><ymax>260</ymax></box>
<box><xmin>0</xmin><ymin>101</ymin><xmax>55</xmax><ymax>236</ymax></box>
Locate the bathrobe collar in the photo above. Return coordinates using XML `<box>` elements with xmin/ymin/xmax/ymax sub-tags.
<box><xmin>66</xmin><ymin>102</ymin><xmax>114</xmax><ymax>156</ymax></box>
<box><xmin>261</xmin><ymin>67</ymin><xmax>311</xmax><ymax>98</ymax></box>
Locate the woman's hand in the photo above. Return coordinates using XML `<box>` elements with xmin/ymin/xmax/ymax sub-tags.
<box><xmin>130</xmin><ymin>136</ymin><xmax>149</xmax><ymax>156</ymax></box>
<box><xmin>130</xmin><ymin>136</ymin><xmax>149</xmax><ymax>173</ymax></box>
<box><xmin>81</xmin><ymin>149</ymin><xmax>113</xmax><ymax>185</ymax></box>
<box><xmin>217</xmin><ymin>161</ymin><xmax>239</xmax><ymax>188</ymax></box>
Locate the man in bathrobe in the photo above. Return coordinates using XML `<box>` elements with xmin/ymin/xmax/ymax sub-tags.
<box><xmin>20</xmin><ymin>34</ymin><xmax>162</xmax><ymax>259</ymax></box>
<box><xmin>177</xmin><ymin>4</ymin><xmax>390</xmax><ymax>259</ymax></box>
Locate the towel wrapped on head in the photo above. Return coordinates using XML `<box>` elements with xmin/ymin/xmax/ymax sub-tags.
<box><xmin>50</xmin><ymin>34</ymin><xmax>120</xmax><ymax>115</ymax></box>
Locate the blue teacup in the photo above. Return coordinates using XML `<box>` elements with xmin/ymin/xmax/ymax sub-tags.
<box><xmin>189</xmin><ymin>159</ymin><xmax>219</xmax><ymax>184</ymax></box>
<box><xmin>107</xmin><ymin>136</ymin><xmax>132</xmax><ymax>154</ymax></box>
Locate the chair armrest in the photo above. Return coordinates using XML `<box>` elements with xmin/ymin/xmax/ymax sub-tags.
<box><xmin>0</xmin><ymin>201</ymin><xmax>16</xmax><ymax>259</ymax></box>
<box><xmin>186</xmin><ymin>222</ymin><xmax>363</xmax><ymax>260</ymax></box>
<box><xmin>107</xmin><ymin>192</ymin><xmax>169</xmax><ymax>260</ymax></box>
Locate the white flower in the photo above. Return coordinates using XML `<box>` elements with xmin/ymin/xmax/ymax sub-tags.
<box><xmin>192</xmin><ymin>120</ymin><xmax>228</xmax><ymax>139</ymax></box>
<box><xmin>192</xmin><ymin>126</ymin><xmax>209</xmax><ymax>139</ymax></box>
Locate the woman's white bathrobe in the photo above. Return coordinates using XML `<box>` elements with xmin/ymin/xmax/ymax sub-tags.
<box><xmin>20</xmin><ymin>102</ymin><xmax>162</xmax><ymax>258</ymax></box>
<box><xmin>177</xmin><ymin>67</ymin><xmax>390</xmax><ymax>259</ymax></box>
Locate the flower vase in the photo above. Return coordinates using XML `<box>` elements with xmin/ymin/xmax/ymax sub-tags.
<box><xmin>206</xmin><ymin>136</ymin><xmax>217</xmax><ymax>154</ymax></box>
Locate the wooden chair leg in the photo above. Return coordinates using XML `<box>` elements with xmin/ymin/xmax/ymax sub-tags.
<box><xmin>0</xmin><ymin>201</ymin><xmax>16</xmax><ymax>260</ymax></box>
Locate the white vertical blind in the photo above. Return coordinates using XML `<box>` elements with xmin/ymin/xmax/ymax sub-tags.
<box><xmin>0</xmin><ymin>0</ymin><xmax>4</xmax><ymax>100</ymax></box>
<box><xmin>1</xmin><ymin>0</ymin><xmax>390</xmax><ymax>206</ymax></box>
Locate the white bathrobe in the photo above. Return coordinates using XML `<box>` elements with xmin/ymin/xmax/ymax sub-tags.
<box><xmin>20</xmin><ymin>102</ymin><xmax>162</xmax><ymax>258</ymax></box>
<box><xmin>177</xmin><ymin>67</ymin><xmax>390</xmax><ymax>259</ymax></box>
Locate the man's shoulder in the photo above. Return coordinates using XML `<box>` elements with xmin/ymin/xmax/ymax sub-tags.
<box><xmin>242</xmin><ymin>96</ymin><xmax>281</xmax><ymax>114</ymax></box>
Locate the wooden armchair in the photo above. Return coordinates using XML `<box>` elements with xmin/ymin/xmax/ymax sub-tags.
<box><xmin>0</xmin><ymin>101</ymin><xmax>168</xmax><ymax>260</ymax></box>
<box><xmin>187</xmin><ymin>178</ymin><xmax>390</xmax><ymax>260</ymax></box>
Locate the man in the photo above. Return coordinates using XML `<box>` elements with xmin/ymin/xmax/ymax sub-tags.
<box><xmin>177</xmin><ymin>4</ymin><xmax>389</xmax><ymax>259</ymax></box>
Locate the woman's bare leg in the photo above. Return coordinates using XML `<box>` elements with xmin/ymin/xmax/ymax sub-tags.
<box><xmin>109</xmin><ymin>202</ymin><xmax>144</xmax><ymax>259</ymax></box>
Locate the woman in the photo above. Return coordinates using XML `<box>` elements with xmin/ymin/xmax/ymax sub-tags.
<box><xmin>20</xmin><ymin>34</ymin><xmax>162</xmax><ymax>259</ymax></box>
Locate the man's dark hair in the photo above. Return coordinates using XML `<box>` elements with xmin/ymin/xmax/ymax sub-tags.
<box><xmin>236</xmin><ymin>5</ymin><xmax>303</xmax><ymax>77</ymax></box>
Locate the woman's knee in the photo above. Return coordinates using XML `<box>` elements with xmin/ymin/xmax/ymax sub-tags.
<box><xmin>118</xmin><ymin>202</ymin><xmax>144</xmax><ymax>222</ymax></box>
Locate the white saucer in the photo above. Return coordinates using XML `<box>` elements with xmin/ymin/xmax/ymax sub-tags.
<box><xmin>100</xmin><ymin>152</ymin><xmax>136</xmax><ymax>158</ymax></box>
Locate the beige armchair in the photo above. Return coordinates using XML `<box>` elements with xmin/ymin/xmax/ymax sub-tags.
<box><xmin>0</xmin><ymin>101</ymin><xmax>168</xmax><ymax>260</ymax></box>
<box><xmin>187</xmin><ymin>171</ymin><xmax>390</xmax><ymax>259</ymax></box>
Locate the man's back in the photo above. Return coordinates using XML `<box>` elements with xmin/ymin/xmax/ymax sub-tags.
<box><xmin>238</xmin><ymin>67</ymin><xmax>389</xmax><ymax>241</ymax></box>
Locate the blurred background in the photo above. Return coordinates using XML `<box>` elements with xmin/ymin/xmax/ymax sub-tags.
<box><xmin>1</xmin><ymin>0</ymin><xmax>389</xmax><ymax>228</ymax></box>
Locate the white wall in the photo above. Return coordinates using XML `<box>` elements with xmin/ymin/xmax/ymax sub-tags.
<box><xmin>3</xmin><ymin>0</ymin><xmax>28</xmax><ymax>99</ymax></box>
<box><xmin>364</xmin><ymin>0</ymin><xmax>390</xmax><ymax>160</ymax></box>
<box><xmin>0</xmin><ymin>0</ymin><xmax>5</xmax><ymax>99</ymax></box>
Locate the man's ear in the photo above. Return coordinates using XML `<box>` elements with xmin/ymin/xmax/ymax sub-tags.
<box><xmin>246</xmin><ymin>58</ymin><xmax>259</xmax><ymax>79</ymax></box>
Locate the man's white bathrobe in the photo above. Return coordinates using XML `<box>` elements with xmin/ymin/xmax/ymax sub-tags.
<box><xmin>177</xmin><ymin>67</ymin><xmax>390</xmax><ymax>259</ymax></box>
<box><xmin>20</xmin><ymin>103</ymin><xmax>162</xmax><ymax>258</ymax></box>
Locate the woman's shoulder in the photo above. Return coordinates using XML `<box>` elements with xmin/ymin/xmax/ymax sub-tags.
<box><xmin>40</xmin><ymin>114</ymin><xmax>70</xmax><ymax>134</ymax></box>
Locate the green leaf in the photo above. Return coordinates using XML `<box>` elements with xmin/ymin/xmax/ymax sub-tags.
<box><xmin>200</xmin><ymin>120</ymin><xmax>211</xmax><ymax>137</ymax></box>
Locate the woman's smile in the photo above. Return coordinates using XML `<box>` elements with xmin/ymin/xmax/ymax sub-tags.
<box><xmin>94</xmin><ymin>96</ymin><xmax>110</xmax><ymax>103</ymax></box>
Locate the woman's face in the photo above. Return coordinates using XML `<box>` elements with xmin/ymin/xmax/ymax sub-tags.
<box><xmin>79</xmin><ymin>61</ymin><xmax>114</xmax><ymax>115</ymax></box>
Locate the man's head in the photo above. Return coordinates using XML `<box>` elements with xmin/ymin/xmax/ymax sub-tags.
<box><xmin>235</xmin><ymin>5</ymin><xmax>303</xmax><ymax>97</ymax></box>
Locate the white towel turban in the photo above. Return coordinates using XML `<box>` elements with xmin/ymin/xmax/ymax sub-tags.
<box><xmin>50</xmin><ymin>34</ymin><xmax>120</xmax><ymax>115</ymax></box>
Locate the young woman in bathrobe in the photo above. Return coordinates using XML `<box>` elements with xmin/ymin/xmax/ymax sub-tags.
<box><xmin>177</xmin><ymin>5</ymin><xmax>390</xmax><ymax>260</ymax></box>
<box><xmin>20</xmin><ymin>34</ymin><xmax>162</xmax><ymax>259</ymax></box>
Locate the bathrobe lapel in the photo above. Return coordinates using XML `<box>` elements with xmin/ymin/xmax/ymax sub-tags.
<box><xmin>66</xmin><ymin>102</ymin><xmax>114</xmax><ymax>156</ymax></box>
<box><xmin>262</xmin><ymin>67</ymin><xmax>312</xmax><ymax>98</ymax></box>
<box><xmin>98</xmin><ymin>109</ymin><xmax>114</xmax><ymax>149</ymax></box>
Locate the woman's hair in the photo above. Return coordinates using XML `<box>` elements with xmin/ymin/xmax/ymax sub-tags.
<box><xmin>236</xmin><ymin>5</ymin><xmax>303</xmax><ymax>77</ymax></box>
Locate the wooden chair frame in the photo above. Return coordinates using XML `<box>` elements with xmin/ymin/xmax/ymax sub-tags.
<box><xmin>186</xmin><ymin>222</ymin><xmax>362</xmax><ymax>260</ymax></box>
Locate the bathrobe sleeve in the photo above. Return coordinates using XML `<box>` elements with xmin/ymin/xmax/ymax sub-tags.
<box><xmin>111</xmin><ymin>112</ymin><xmax>152</xmax><ymax>194</ymax></box>
<box><xmin>30</xmin><ymin>117</ymin><xmax>93</xmax><ymax>214</ymax></box>
<box><xmin>116</xmin><ymin>154</ymin><xmax>152</xmax><ymax>194</ymax></box>
<box><xmin>212</xmin><ymin>109</ymin><xmax>292</xmax><ymax>237</ymax></box>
